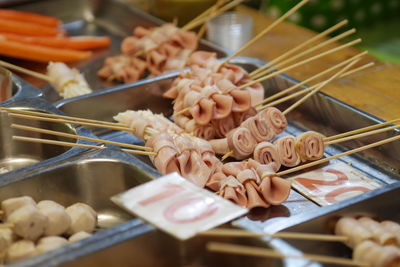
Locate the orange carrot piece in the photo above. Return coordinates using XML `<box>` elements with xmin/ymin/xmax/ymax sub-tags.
<box><xmin>0</xmin><ymin>38</ymin><xmax>92</xmax><ymax>62</ymax></box>
<box><xmin>0</xmin><ymin>18</ymin><xmax>65</xmax><ymax>36</ymax></box>
<box><xmin>0</xmin><ymin>9</ymin><xmax>61</xmax><ymax>27</ymax></box>
<box><xmin>0</xmin><ymin>33</ymin><xmax>111</xmax><ymax>50</ymax></box>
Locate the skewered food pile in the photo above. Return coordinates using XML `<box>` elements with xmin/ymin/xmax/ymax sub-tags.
<box><xmin>0</xmin><ymin>196</ymin><xmax>96</xmax><ymax>264</ymax></box>
<box><xmin>335</xmin><ymin>217</ymin><xmax>400</xmax><ymax>267</ymax></box>
<box><xmin>98</xmin><ymin>23</ymin><xmax>198</xmax><ymax>83</ymax></box>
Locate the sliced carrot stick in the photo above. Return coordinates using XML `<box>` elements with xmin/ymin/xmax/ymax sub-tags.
<box><xmin>0</xmin><ymin>38</ymin><xmax>92</xmax><ymax>62</ymax></box>
<box><xmin>0</xmin><ymin>18</ymin><xmax>65</xmax><ymax>36</ymax></box>
<box><xmin>0</xmin><ymin>33</ymin><xmax>111</xmax><ymax>50</ymax></box>
<box><xmin>0</xmin><ymin>9</ymin><xmax>61</xmax><ymax>27</ymax></box>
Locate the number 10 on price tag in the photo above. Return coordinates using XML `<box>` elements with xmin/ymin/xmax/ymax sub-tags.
<box><xmin>111</xmin><ymin>172</ymin><xmax>248</xmax><ymax>240</ymax></box>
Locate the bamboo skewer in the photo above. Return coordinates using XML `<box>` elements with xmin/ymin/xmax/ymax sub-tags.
<box><xmin>182</xmin><ymin>0</ymin><xmax>230</xmax><ymax>30</ymax></box>
<box><xmin>12</xmin><ymin>136</ymin><xmax>157</xmax><ymax>156</ymax></box>
<box><xmin>220</xmin><ymin>0</ymin><xmax>309</xmax><ymax>66</ymax></box>
<box><xmin>254</xmin><ymin>28</ymin><xmax>356</xmax><ymax>79</ymax></box>
<box><xmin>199</xmin><ymin>229</ymin><xmax>348</xmax><ymax>242</ymax></box>
<box><xmin>11</xmin><ymin>124</ymin><xmax>153</xmax><ymax>151</ymax></box>
<box><xmin>282</xmin><ymin>58</ymin><xmax>359</xmax><ymax>115</ymax></box>
<box><xmin>324</xmin><ymin>124</ymin><xmax>400</xmax><ymax>146</ymax></box>
<box><xmin>182</xmin><ymin>0</ymin><xmax>245</xmax><ymax>31</ymax></box>
<box><xmin>0</xmin><ymin>107</ymin><xmax>128</xmax><ymax>128</ymax></box>
<box><xmin>207</xmin><ymin>242</ymin><xmax>367</xmax><ymax>267</ymax></box>
<box><xmin>324</xmin><ymin>118</ymin><xmax>400</xmax><ymax>142</ymax></box>
<box><xmin>265</xmin><ymin>134</ymin><xmax>400</xmax><ymax>178</ymax></box>
<box><xmin>0</xmin><ymin>60</ymin><xmax>53</xmax><ymax>82</ymax></box>
<box><xmin>254</xmin><ymin>52</ymin><xmax>368</xmax><ymax>108</ymax></box>
<box><xmin>234</xmin><ymin>38</ymin><xmax>362</xmax><ymax>92</ymax></box>
<box><xmin>249</xmin><ymin>19</ymin><xmax>348</xmax><ymax>78</ymax></box>
<box><xmin>8</xmin><ymin>113</ymin><xmax>131</xmax><ymax>132</ymax></box>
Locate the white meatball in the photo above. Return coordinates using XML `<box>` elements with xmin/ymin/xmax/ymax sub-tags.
<box><xmin>6</xmin><ymin>240</ymin><xmax>36</xmax><ymax>263</ymax></box>
<box><xmin>65</xmin><ymin>203</ymin><xmax>96</xmax><ymax>235</ymax></box>
<box><xmin>353</xmin><ymin>240</ymin><xmax>400</xmax><ymax>267</ymax></box>
<box><xmin>358</xmin><ymin>217</ymin><xmax>396</xmax><ymax>245</ymax></box>
<box><xmin>37</xmin><ymin>200</ymin><xmax>71</xmax><ymax>236</ymax></box>
<box><xmin>0</xmin><ymin>228</ymin><xmax>14</xmax><ymax>253</ymax></box>
<box><xmin>35</xmin><ymin>236</ymin><xmax>68</xmax><ymax>255</ymax></box>
<box><xmin>68</xmin><ymin>231</ymin><xmax>91</xmax><ymax>243</ymax></box>
<box><xmin>335</xmin><ymin>217</ymin><xmax>373</xmax><ymax>248</ymax></box>
<box><xmin>1</xmin><ymin>196</ymin><xmax>36</xmax><ymax>218</ymax></box>
<box><xmin>71</xmin><ymin>203</ymin><xmax>97</xmax><ymax>218</ymax></box>
<box><xmin>7</xmin><ymin>205</ymin><xmax>48</xmax><ymax>241</ymax></box>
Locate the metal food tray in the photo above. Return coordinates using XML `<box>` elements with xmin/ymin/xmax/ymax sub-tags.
<box><xmin>0</xmin><ymin>95</ymin><xmax>97</xmax><ymax>180</ymax></box>
<box><xmin>1</xmin><ymin>0</ymin><xmax>228</xmax><ymax>103</ymax></box>
<box><xmin>0</xmin><ymin>148</ymin><xmax>159</xmax><ymax>267</ymax></box>
<box><xmin>55</xmin><ymin>56</ymin><xmax>400</xmax><ymax>231</ymax></box>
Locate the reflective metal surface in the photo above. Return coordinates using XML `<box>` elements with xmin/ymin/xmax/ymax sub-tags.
<box><xmin>1</xmin><ymin>148</ymin><xmax>159</xmax><ymax>267</ymax></box>
<box><xmin>3</xmin><ymin>0</ymin><xmax>228</xmax><ymax>103</ymax></box>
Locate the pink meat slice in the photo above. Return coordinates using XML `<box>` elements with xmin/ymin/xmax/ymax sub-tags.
<box><xmin>220</xmin><ymin>64</ymin><xmax>248</xmax><ymax>84</ymax></box>
<box><xmin>202</xmin><ymin>151</ymin><xmax>221</xmax><ymax>175</ymax></box>
<box><xmin>190</xmin><ymin>98</ymin><xmax>215</xmax><ymax>125</ymax></box>
<box><xmin>212</xmin><ymin>94</ymin><xmax>233</xmax><ymax>120</ymax></box>
<box><xmin>121</xmin><ymin>36</ymin><xmax>140</xmax><ymax>55</ymax></box>
<box><xmin>193</xmin><ymin>124</ymin><xmax>216</xmax><ymax>140</ymax></box>
<box><xmin>295</xmin><ymin>131</ymin><xmax>325</xmax><ymax>162</ymax></box>
<box><xmin>274</xmin><ymin>135</ymin><xmax>300</xmax><ymax>167</ymax></box>
<box><xmin>187</xmin><ymin>51</ymin><xmax>217</xmax><ymax>68</ymax></box>
<box><xmin>158</xmin><ymin>42</ymin><xmax>181</xmax><ymax>58</ymax></box>
<box><xmin>243</xmin><ymin>180</ymin><xmax>270</xmax><ymax>209</ymax></box>
<box><xmin>232</xmin><ymin>108</ymin><xmax>257</xmax><ymax>127</ymax></box>
<box><xmin>209</xmin><ymin>138</ymin><xmax>229</xmax><ymax>155</ymax></box>
<box><xmin>261</xmin><ymin>107</ymin><xmax>287</xmax><ymax>135</ymax></box>
<box><xmin>253</xmin><ymin>142</ymin><xmax>281</xmax><ymax>172</ymax></box>
<box><xmin>227</xmin><ymin>127</ymin><xmax>257</xmax><ymax>160</ymax></box>
<box><xmin>219</xmin><ymin>176</ymin><xmax>248</xmax><ymax>207</ymax></box>
<box><xmin>176</xmin><ymin>150</ymin><xmax>211</xmax><ymax>188</ymax></box>
<box><xmin>206</xmin><ymin>171</ymin><xmax>226</xmax><ymax>191</ymax></box>
<box><xmin>146</xmin><ymin>50</ymin><xmax>167</xmax><ymax>75</ymax></box>
<box><xmin>154</xmin><ymin>146</ymin><xmax>180</xmax><ymax>175</ymax></box>
<box><xmin>212</xmin><ymin>115</ymin><xmax>236</xmax><ymax>138</ymax></box>
<box><xmin>230</xmin><ymin>89</ymin><xmax>251</xmax><ymax>112</ymax></box>
<box><xmin>133</xmin><ymin>26</ymin><xmax>151</xmax><ymax>38</ymax></box>
<box><xmin>221</xmin><ymin>161</ymin><xmax>246</xmax><ymax>177</ymax></box>
<box><xmin>170</xmin><ymin>30</ymin><xmax>198</xmax><ymax>50</ymax></box>
<box><xmin>259</xmin><ymin>176</ymin><xmax>291</xmax><ymax>205</ymax></box>
<box><xmin>242</xmin><ymin>115</ymin><xmax>275</xmax><ymax>143</ymax></box>
<box><xmin>245</xmin><ymin>82</ymin><xmax>265</xmax><ymax>106</ymax></box>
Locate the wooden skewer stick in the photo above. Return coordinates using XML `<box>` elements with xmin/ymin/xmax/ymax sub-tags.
<box><xmin>324</xmin><ymin>124</ymin><xmax>400</xmax><ymax>146</ymax></box>
<box><xmin>12</xmin><ymin>136</ymin><xmax>157</xmax><ymax>156</ymax></box>
<box><xmin>221</xmin><ymin>151</ymin><xmax>234</xmax><ymax>161</ymax></box>
<box><xmin>0</xmin><ymin>107</ymin><xmax>128</xmax><ymax>128</ymax></box>
<box><xmin>174</xmin><ymin>107</ymin><xmax>191</xmax><ymax>117</ymax></box>
<box><xmin>282</xmin><ymin>58</ymin><xmax>359</xmax><ymax>115</ymax></box>
<box><xmin>199</xmin><ymin>229</ymin><xmax>348</xmax><ymax>242</ymax></box>
<box><xmin>220</xmin><ymin>0</ymin><xmax>309</xmax><ymax>66</ymax></box>
<box><xmin>266</xmin><ymin>134</ymin><xmax>400</xmax><ymax>178</ymax></box>
<box><xmin>183</xmin><ymin>0</ymin><xmax>245</xmax><ymax>31</ymax></box>
<box><xmin>11</xmin><ymin>124</ymin><xmax>153</xmax><ymax>151</ymax></box>
<box><xmin>249</xmin><ymin>19</ymin><xmax>348</xmax><ymax>78</ymax></box>
<box><xmin>234</xmin><ymin>38</ymin><xmax>362</xmax><ymax>92</ymax></box>
<box><xmin>8</xmin><ymin>113</ymin><xmax>132</xmax><ymax>132</ymax></box>
<box><xmin>0</xmin><ymin>60</ymin><xmax>53</xmax><ymax>82</ymax></box>
<box><xmin>182</xmin><ymin>0</ymin><xmax>229</xmax><ymax>30</ymax></box>
<box><xmin>207</xmin><ymin>242</ymin><xmax>368</xmax><ymax>267</ymax></box>
<box><xmin>257</xmin><ymin>61</ymin><xmax>374</xmax><ymax>111</ymax></box>
<box><xmin>324</xmin><ymin>118</ymin><xmax>400</xmax><ymax>142</ymax></box>
<box><xmin>254</xmin><ymin>51</ymin><xmax>367</xmax><ymax>107</ymax></box>
<box><xmin>254</xmin><ymin>28</ymin><xmax>356</xmax><ymax>79</ymax></box>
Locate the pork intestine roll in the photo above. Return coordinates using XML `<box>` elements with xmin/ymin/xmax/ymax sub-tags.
<box><xmin>274</xmin><ymin>135</ymin><xmax>301</xmax><ymax>167</ymax></box>
<box><xmin>261</xmin><ymin>107</ymin><xmax>287</xmax><ymax>135</ymax></box>
<box><xmin>227</xmin><ymin>127</ymin><xmax>257</xmax><ymax>160</ymax></box>
<box><xmin>295</xmin><ymin>131</ymin><xmax>325</xmax><ymax>162</ymax></box>
<box><xmin>212</xmin><ymin>114</ymin><xmax>236</xmax><ymax>138</ymax></box>
<box><xmin>253</xmin><ymin>142</ymin><xmax>281</xmax><ymax>172</ymax></box>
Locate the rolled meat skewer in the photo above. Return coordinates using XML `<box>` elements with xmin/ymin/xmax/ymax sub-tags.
<box><xmin>358</xmin><ymin>217</ymin><xmax>397</xmax><ymax>246</ymax></box>
<box><xmin>6</xmin><ymin>240</ymin><xmax>36</xmax><ymax>264</ymax></box>
<box><xmin>218</xmin><ymin>175</ymin><xmax>248</xmax><ymax>208</ymax></box>
<box><xmin>274</xmin><ymin>135</ymin><xmax>301</xmax><ymax>167</ymax></box>
<box><xmin>236</xmin><ymin>168</ymin><xmax>270</xmax><ymax>209</ymax></box>
<box><xmin>381</xmin><ymin>221</ymin><xmax>400</xmax><ymax>245</ymax></box>
<box><xmin>7</xmin><ymin>205</ymin><xmax>48</xmax><ymax>241</ymax></box>
<box><xmin>253</xmin><ymin>142</ymin><xmax>281</xmax><ymax>172</ymax></box>
<box><xmin>37</xmin><ymin>200</ymin><xmax>71</xmax><ymax>236</ymax></box>
<box><xmin>295</xmin><ymin>131</ymin><xmax>325</xmax><ymax>162</ymax></box>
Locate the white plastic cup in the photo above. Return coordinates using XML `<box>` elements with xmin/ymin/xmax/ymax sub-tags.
<box><xmin>207</xmin><ymin>12</ymin><xmax>253</xmax><ymax>52</ymax></box>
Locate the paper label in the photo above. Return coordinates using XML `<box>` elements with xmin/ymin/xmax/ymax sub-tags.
<box><xmin>111</xmin><ymin>172</ymin><xmax>248</xmax><ymax>240</ymax></box>
<box><xmin>288</xmin><ymin>162</ymin><xmax>381</xmax><ymax>206</ymax></box>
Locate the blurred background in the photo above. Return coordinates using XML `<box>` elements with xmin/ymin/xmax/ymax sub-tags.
<box><xmin>128</xmin><ymin>0</ymin><xmax>400</xmax><ymax>64</ymax></box>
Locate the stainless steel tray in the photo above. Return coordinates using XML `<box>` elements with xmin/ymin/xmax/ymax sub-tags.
<box><xmin>0</xmin><ymin>67</ymin><xmax>42</xmax><ymax>104</ymax></box>
<box><xmin>1</xmin><ymin>147</ymin><xmax>159</xmax><ymax>267</ymax></box>
<box><xmin>55</xmin><ymin>56</ymin><xmax>400</xmax><ymax>232</ymax></box>
<box><xmin>0</xmin><ymin>96</ymin><xmax>96</xmax><ymax>179</ymax></box>
<box><xmin>2</xmin><ymin>0</ymin><xmax>228</xmax><ymax>103</ymax></box>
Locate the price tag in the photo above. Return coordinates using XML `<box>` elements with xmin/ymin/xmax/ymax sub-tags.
<box><xmin>111</xmin><ymin>172</ymin><xmax>248</xmax><ymax>240</ymax></box>
<box><xmin>288</xmin><ymin>162</ymin><xmax>381</xmax><ymax>206</ymax></box>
